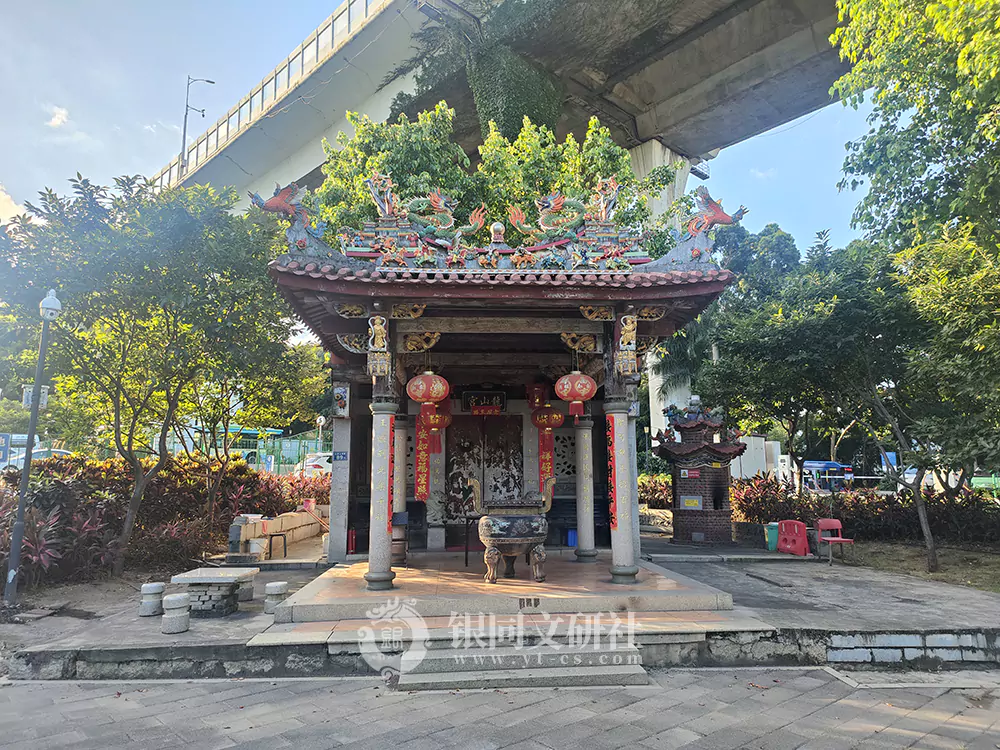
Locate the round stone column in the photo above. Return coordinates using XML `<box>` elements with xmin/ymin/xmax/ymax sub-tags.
<box><xmin>605</xmin><ymin>400</ymin><xmax>638</xmax><ymax>584</ymax></box>
<box><xmin>365</xmin><ymin>401</ymin><xmax>397</xmax><ymax>591</ymax></box>
<box><xmin>391</xmin><ymin>415</ymin><xmax>408</xmax><ymax>565</ymax></box>
<box><xmin>574</xmin><ymin>418</ymin><xmax>598</xmax><ymax>562</ymax></box>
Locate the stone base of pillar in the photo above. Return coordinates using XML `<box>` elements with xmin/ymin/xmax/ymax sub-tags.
<box><xmin>363</xmin><ymin>570</ymin><xmax>396</xmax><ymax>591</ymax></box>
<box><xmin>609</xmin><ymin>564</ymin><xmax>639</xmax><ymax>584</ymax></box>
<box><xmin>391</xmin><ymin>537</ymin><xmax>406</xmax><ymax>566</ymax></box>
<box><xmin>427</xmin><ymin>525</ymin><xmax>446</xmax><ymax>551</ymax></box>
<box><xmin>574</xmin><ymin>547</ymin><xmax>598</xmax><ymax>562</ymax></box>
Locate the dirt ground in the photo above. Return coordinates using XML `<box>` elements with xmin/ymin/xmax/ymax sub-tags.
<box><xmin>849</xmin><ymin>541</ymin><xmax>1000</xmax><ymax>593</ymax></box>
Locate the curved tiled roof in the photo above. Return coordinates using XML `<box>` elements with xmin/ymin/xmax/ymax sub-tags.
<box><xmin>270</xmin><ymin>258</ymin><xmax>733</xmax><ymax>288</ymax></box>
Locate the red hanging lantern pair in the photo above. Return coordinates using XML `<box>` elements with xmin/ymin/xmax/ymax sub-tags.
<box><xmin>532</xmin><ymin>403</ymin><xmax>564</xmax><ymax>491</ymax></box>
<box><xmin>420</xmin><ymin>398</ymin><xmax>452</xmax><ymax>453</ymax></box>
<box><xmin>406</xmin><ymin>371</ymin><xmax>450</xmax><ymax>417</ymax></box>
<box><xmin>554</xmin><ymin>370</ymin><xmax>597</xmax><ymax>423</ymax></box>
<box><xmin>532</xmin><ymin>404</ymin><xmax>565</xmax><ymax>452</ymax></box>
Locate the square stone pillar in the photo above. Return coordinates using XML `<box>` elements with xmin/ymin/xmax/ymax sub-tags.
<box><xmin>574</xmin><ymin>417</ymin><xmax>598</xmax><ymax>562</ymax></box>
<box><xmin>327</xmin><ymin>418</ymin><xmax>352</xmax><ymax>562</ymax></box>
<box><xmin>605</xmin><ymin>400</ymin><xmax>638</xmax><ymax>584</ymax></box>
<box><xmin>628</xmin><ymin>411</ymin><xmax>642</xmax><ymax>558</ymax></box>
<box><xmin>365</xmin><ymin>401</ymin><xmax>397</xmax><ymax>591</ymax></box>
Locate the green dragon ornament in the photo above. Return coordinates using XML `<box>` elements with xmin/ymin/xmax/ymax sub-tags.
<box><xmin>508</xmin><ymin>192</ymin><xmax>586</xmax><ymax>245</ymax></box>
<box><xmin>406</xmin><ymin>190</ymin><xmax>487</xmax><ymax>240</ymax></box>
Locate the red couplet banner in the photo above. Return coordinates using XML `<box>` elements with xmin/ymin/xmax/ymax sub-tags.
<box><xmin>414</xmin><ymin>417</ymin><xmax>431</xmax><ymax>501</ymax></box>
<box><xmin>387</xmin><ymin>415</ymin><xmax>395</xmax><ymax>534</ymax></box>
<box><xmin>606</xmin><ymin>415</ymin><xmax>617</xmax><ymax>530</ymax></box>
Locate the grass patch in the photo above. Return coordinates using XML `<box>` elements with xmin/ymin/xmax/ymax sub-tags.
<box><xmin>849</xmin><ymin>541</ymin><xmax>1000</xmax><ymax>593</ymax></box>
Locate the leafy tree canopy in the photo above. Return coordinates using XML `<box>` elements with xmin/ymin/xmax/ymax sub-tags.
<box><xmin>832</xmin><ymin>0</ymin><xmax>1000</xmax><ymax>243</ymax></box>
<box><xmin>315</xmin><ymin>102</ymin><xmax>677</xmax><ymax>248</ymax></box>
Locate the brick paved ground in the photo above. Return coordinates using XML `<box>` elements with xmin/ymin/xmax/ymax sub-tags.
<box><xmin>1</xmin><ymin>668</ymin><xmax>998</xmax><ymax>750</ymax></box>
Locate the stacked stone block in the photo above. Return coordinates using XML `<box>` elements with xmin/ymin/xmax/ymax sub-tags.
<box><xmin>161</xmin><ymin>593</ymin><xmax>191</xmax><ymax>634</ymax></box>
<box><xmin>188</xmin><ymin>583</ymin><xmax>239</xmax><ymax>617</ymax></box>
<box><xmin>138</xmin><ymin>582</ymin><xmax>165</xmax><ymax>616</ymax></box>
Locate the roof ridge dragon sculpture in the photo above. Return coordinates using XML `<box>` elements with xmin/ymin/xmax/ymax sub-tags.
<box><xmin>248</xmin><ymin>182</ymin><xmax>327</xmax><ymax>239</ymax></box>
<box><xmin>508</xmin><ymin>191</ymin><xmax>586</xmax><ymax>244</ymax></box>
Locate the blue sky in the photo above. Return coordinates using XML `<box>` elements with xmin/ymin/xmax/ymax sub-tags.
<box><xmin>1</xmin><ymin>1</ymin><xmax>870</xmax><ymax>252</ymax></box>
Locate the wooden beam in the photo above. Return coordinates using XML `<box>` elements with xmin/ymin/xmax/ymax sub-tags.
<box><xmin>404</xmin><ymin>353</ymin><xmax>575</xmax><ymax>368</ymax></box>
<box><xmin>318</xmin><ymin>318</ymin><xmax>369</xmax><ymax>335</ymax></box>
<box><xmin>396</xmin><ymin>317</ymin><xmax>604</xmax><ymax>334</ymax></box>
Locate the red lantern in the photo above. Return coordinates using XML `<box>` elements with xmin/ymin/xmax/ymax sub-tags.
<box><xmin>525</xmin><ymin>382</ymin><xmax>548</xmax><ymax>410</ymax></box>
<box><xmin>532</xmin><ymin>404</ymin><xmax>565</xmax><ymax>452</ymax></box>
<box><xmin>406</xmin><ymin>371</ymin><xmax>450</xmax><ymax>417</ymax></box>
<box><xmin>555</xmin><ymin>370</ymin><xmax>597</xmax><ymax>423</ymax></box>
<box><xmin>421</xmin><ymin>412</ymin><xmax>452</xmax><ymax>454</ymax></box>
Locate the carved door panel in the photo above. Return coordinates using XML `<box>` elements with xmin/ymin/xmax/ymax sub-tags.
<box><xmin>445</xmin><ymin>415</ymin><xmax>523</xmax><ymax>519</ymax></box>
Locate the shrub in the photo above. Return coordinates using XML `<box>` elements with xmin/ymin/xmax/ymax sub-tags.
<box><xmin>0</xmin><ymin>454</ymin><xmax>320</xmax><ymax>587</ymax></box>
<box><xmin>126</xmin><ymin>519</ymin><xmax>211</xmax><ymax>570</ymax></box>
<box><xmin>638</xmin><ymin>474</ymin><xmax>673</xmax><ymax>509</ymax></box>
<box><xmin>730</xmin><ymin>473</ymin><xmax>1000</xmax><ymax>544</ymax></box>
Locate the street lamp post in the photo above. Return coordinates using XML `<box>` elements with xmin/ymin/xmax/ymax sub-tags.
<box><xmin>179</xmin><ymin>76</ymin><xmax>215</xmax><ymax>177</ymax></box>
<box><xmin>4</xmin><ymin>290</ymin><xmax>62</xmax><ymax>605</ymax></box>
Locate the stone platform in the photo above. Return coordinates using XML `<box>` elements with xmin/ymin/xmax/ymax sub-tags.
<box><xmin>273</xmin><ymin>551</ymin><xmax>733</xmax><ymax>623</ymax></box>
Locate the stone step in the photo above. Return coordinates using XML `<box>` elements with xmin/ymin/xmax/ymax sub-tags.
<box><xmin>397</xmin><ymin>663</ymin><xmax>649</xmax><ymax>691</ymax></box>
<box><xmin>400</xmin><ymin>643</ymin><xmax>642</xmax><ymax>674</ymax></box>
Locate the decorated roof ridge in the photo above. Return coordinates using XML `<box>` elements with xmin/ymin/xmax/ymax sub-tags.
<box><xmin>269</xmin><ymin>262</ymin><xmax>734</xmax><ymax>288</ymax></box>
<box><xmin>257</xmin><ymin>173</ymin><xmax>747</xmax><ymax>278</ymax></box>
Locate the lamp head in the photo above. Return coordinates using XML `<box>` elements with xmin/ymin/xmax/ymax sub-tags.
<box><xmin>39</xmin><ymin>289</ymin><xmax>62</xmax><ymax>322</ymax></box>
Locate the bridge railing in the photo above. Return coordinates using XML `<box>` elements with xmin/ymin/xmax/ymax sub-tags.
<box><xmin>150</xmin><ymin>0</ymin><xmax>390</xmax><ymax>191</ymax></box>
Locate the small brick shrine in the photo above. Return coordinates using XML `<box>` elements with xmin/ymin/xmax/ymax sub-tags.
<box><xmin>655</xmin><ymin>397</ymin><xmax>747</xmax><ymax>544</ymax></box>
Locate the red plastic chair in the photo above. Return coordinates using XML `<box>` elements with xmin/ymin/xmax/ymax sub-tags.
<box><xmin>816</xmin><ymin>518</ymin><xmax>854</xmax><ymax>565</ymax></box>
<box><xmin>777</xmin><ymin>520</ymin><xmax>809</xmax><ymax>557</ymax></box>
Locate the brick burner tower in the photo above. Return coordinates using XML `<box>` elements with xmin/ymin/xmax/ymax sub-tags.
<box><xmin>655</xmin><ymin>396</ymin><xmax>747</xmax><ymax>543</ymax></box>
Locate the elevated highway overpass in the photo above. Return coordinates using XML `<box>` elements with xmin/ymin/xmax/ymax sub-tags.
<box><xmin>151</xmin><ymin>0</ymin><xmax>846</xmax><ymax>211</ymax></box>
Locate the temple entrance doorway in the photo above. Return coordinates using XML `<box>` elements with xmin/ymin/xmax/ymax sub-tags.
<box><xmin>445</xmin><ymin>415</ymin><xmax>522</xmax><ymax>519</ymax></box>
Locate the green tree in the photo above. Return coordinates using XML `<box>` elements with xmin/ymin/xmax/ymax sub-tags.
<box><xmin>316</xmin><ymin>104</ymin><xmax>676</xmax><ymax>248</ymax></box>
<box><xmin>832</xmin><ymin>0</ymin><xmax>1000</xmax><ymax>243</ymax></box>
<box><xmin>1</xmin><ymin>177</ymin><xmax>291</xmax><ymax>572</ymax></box>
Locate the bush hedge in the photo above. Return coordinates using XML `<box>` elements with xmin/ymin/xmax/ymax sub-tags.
<box><xmin>730</xmin><ymin>474</ymin><xmax>1000</xmax><ymax>544</ymax></box>
<box><xmin>638</xmin><ymin>474</ymin><xmax>672</xmax><ymax>509</ymax></box>
<box><xmin>0</xmin><ymin>456</ymin><xmax>332</xmax><ymax>587</ymax></box>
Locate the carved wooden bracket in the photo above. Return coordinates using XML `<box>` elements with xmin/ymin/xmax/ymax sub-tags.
<box><xmin>561</xmin><ymin>332</ymin><xmax>598</xmax><ymax>352</ymax></box>
<box><xmin>402</xmin><ymin>332</ymin><xmax>441</xmax><ymax>352</ymax></box>
<box><xmin>337</xmin><ymin>334</ymin><xmax>367</xmax><ymax>354</ymax></box>
<box><xmin>636</xmin><ymin>306</ymin><xmax>666</xmax><ymax>321</ymax></box>
<box><xmin>390</xmin><ymin>302</ymin><xmax>426</xmax><ymax>319</ymax></box>
<box><xmin>579</xmin><ymin>305</ymin><xmax>614</xmax><ymax>321</ymax></box>
<box><xmin>335</xmin><ymin>303</ymin><xmax>368</xmax><ymax>318</ymax></box>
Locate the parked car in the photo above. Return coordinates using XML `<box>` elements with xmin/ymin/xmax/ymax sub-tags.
<box><xmin>294</xmin><ymin>453</ymin><xmax>333</xmax><ymax>477</ymax></box>
<box><xmin>2</xmin><ymin>447</ymin><xmax>73</xmax><ymax>472</ymax></box>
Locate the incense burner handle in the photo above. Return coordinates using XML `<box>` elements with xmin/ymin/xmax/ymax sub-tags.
<box><xmin>468</xmin><ymin>478</ymin><xmax>483</xmax><ymax>515</ymax></box>
<box><xmin>541</xmin><ymin>477</ymin><xmax>556</xmax><ymax>514</ymax></box>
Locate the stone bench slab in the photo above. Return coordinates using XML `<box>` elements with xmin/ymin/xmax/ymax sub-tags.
<box><xmin>171</xmin><ymin>567</ymin><xmax>259</xmax><ymax>585</ymax></box>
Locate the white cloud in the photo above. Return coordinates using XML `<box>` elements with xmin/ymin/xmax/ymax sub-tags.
<box><xmin>142</xmin><ymin>120</ymin><xmax>182</xmax><ymax>135</ymax></box>
<box><xmin>45</xmin><ymin>105</ymin><xmax>70</xmax><ymax>128</ymax></box>
<box><xmin>0</xmin><ymin>184</ymin><xmax>26</xmax><ymax>224</ymax></box>
<box><xmin>750</xmin><ymin>167</ymin><xmax>777</xmax><ymax>180</ymax></box>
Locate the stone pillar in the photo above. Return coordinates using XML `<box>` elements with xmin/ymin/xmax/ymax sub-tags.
<box><xmin>574</xmin><ymin>417</ymin><xmax>597</xmax><ymax>562</ymax></box>
<box><xmin>365</xmin><ymin>401</ymin><xmax>397</xmax><ymax>591</ymax></box>
<box><xmin>605</xmin><ymin>400</ymin><xmax>638</xmax><ymax>584</ymax></box>
<box><xmin>391</xmin><ymin>415</ymin><xmax>408</xmax><ymax>565</ymax></box>
<box><xmin>327</xmin><ymin>417</ymin><xmax>352</xmax><ymax>562</ymax></box>
<box><xmin>628</xmin><ymin>140</ymin><xmax>693</xmax><ymax>220</ymax></box>
<box><xmin>628</xmin><ymin>410</ymin><xmax>642</xmax><ymax>558</ymax></box>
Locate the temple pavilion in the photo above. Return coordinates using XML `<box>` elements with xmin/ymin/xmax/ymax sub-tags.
<box><xmin>265</xmin><ymin>175</ymin><xmax>741</xmax><ymax>590</ymax></box>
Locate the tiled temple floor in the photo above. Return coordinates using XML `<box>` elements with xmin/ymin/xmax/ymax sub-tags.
<box><xmin>274</xmin><ymin>551</ymin><xmax>737</xmax><ymax>622</ymax></box>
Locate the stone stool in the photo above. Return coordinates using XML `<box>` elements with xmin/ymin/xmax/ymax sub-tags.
<box><xmin>237</xmin><ymin>581</ymin><xmax>254</xmax><ymax>602</ymax></box>
<box><xmin>264</xmin><ymin>582</ymin><xmax>289</xmax><ymax>614</ymax></box>
<box><xmin>161</xmin><ymin>593</ymin><xmax>191</xmax><ymax>634</ymax></box>
<box><xmin>138</xmin><ymin>582</ymin><xmax>166</xmax><ymax>617</ymax></box>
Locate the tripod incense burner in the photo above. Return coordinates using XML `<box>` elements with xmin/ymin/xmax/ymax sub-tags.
<box><xmin>469</xmin><ymin>477</ymin><xmax>554</xmax><ymax>584</ymax></box>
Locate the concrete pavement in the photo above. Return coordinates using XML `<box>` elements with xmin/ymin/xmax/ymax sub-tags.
<box><xmin>1</xmin><ymin>667</ymin><xmax>998</xmax><ymax>749</ymax></box>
